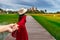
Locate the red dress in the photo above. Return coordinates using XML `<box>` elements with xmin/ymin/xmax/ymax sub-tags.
<box><xmin>12</xmin><ymin>15</ymin><xmax>28</xmax><ymax>40</ymax></box>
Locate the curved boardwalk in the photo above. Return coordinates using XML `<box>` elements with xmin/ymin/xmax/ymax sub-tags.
<box><xmin>5</xmin><ymin>15</ymin><xmax>55</xmax><ymax>40</ymax></box>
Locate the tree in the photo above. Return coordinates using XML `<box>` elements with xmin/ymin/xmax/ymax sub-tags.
<box><xmin>0</xmin><ymin>8</ymin><xmax>3</xmax><ymax>13</ymax></box>
<box><xmin>40</xmin><ymin>10</ymin><xmax>45</xmax><ymax>13</ymax></box>
<box><xmin>56</xmin><ymin>11</ymin><xmax>60</xmax><ymax>14</ymax></box>
<box><xmin>45</xmin><ymin>9</ymin><xmax>47</xmax><ymax>13</ymax></box>
<box><xmin>0</xmin><ymin>8</ymin><xmax>3</xmax><ymax>11</ymax></box>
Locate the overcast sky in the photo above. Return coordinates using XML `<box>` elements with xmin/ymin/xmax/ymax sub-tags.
<box><xmin>0</xmin><ymin>0</ymin><xmax>60</xmax><ymax>12</ymax></box>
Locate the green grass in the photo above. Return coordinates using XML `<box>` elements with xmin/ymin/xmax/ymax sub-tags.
<box><xmin>32</xmin><ymin>14</ymin><xmax>60</xmax><ymax>40</ymax></box>
<box><xmin>0</xmin><ymin>14</ymin><xmax>18</xmax><ymax>25</ymax></box>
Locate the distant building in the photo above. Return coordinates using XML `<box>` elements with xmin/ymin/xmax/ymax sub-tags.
<box><xmin>28</xmin><ymin>6</ymin><xmax>37</xmax><ymax>11</ymax></box>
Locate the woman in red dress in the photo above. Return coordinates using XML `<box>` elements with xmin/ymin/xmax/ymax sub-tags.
<box><xmin>12</xmin><ymin>8</ymin><xmax>28</xmax><ymax>40</ymax></box>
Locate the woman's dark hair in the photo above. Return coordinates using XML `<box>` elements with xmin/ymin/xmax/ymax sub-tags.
<box><xmin>18</xmin><ymin>14</ymin><xmax>24</xmax><ymax>22</ymax></box>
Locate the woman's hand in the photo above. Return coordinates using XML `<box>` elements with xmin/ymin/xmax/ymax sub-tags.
<box><xmin>7</xmin><ymin>24</ymin><xmax>18</xmax><ymax>32</ymax></box>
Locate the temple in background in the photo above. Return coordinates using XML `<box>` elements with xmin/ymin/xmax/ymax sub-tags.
<box><xmin>28</xmin><ymin>6</ymin><xmax>37</xmax><ymax>11</ymax></box>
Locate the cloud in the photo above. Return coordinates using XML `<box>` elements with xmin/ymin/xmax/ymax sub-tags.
<box><xmin>0</xmin><ymin>0</ymin><xmax>31</xmax><ymax>10</ymax></box>
<box><xmin>0</xmin><ymin>0</ymin><xmax>60</xmax><ymax>12</ymax></box>
<box><xmin>45</xmin><ymin>0</ymin><xmax>60</xmax><ymax>8</ymax></box>
<box><xmin>21</xmin><ymin>0</ymin><xmax>37</xmax><ymax>3</ymax></box>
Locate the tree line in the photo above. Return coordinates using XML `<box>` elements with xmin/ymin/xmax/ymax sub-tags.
<box><xmin>0</xmin><ymin>8</ymin><xmax>17</xmax><ymax>14</ymax></box>
<box><xmin>0</xmin><ymin>8</ymin><xmax>60</xmax><ymax>14</ymax></box>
